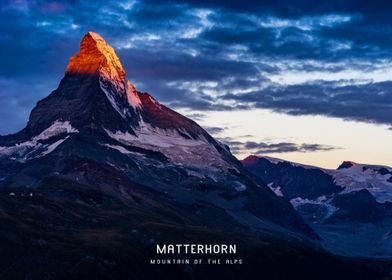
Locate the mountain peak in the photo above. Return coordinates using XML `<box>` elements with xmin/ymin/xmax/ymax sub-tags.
<box><xmin>86</xmin><ymin>31</ymin><xmax>104</xmax><ymax>41</ymax></box>
<box><xmin>241</xmin><ymin>155</ymin><xmax>261</xmax><ymax>165</ymax></box>
<box><xmin>66</xmin><ymin>32</ymin><xmax>125</xmax><ymax>83</ymax></box>
<box><xmin>337</xmin><ymin>161</ymin><xmax>356</xmax><ymax>170</ymax></box>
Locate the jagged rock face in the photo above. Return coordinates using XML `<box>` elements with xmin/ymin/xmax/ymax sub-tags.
<box><xmin>242</xmin><ymin>156</ymin><xmax>342</xmax><ymax>200</ymax></box>
<box><xmin>24</xmin><ymin>32</ymin><xmax>139</xmax><ymax>138</ymax></box>
<box><xmin>337</xmin><ymin>161</ymin><xmax>355</xmax><ymax>170</ymax></box>
<box><xmin>327</xmin><ymin>189</ymin><xmax>386</xmax><ymax>223</ymax></box>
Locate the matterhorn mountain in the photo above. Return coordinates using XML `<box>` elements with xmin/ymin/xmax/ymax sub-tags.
<box><xmin>0</xmin><ymin>32</ymin><xmax>309</xmax><ymax>234</ymax></box>
<box><xmin>0</xmin><ymin>32</ymin><xmax>236</xmax><ymax>172</ymax></box>
<box><xmin>0</xmin><ymin>32</ymin><xmax>390</xmax><ymax>279</ymax></box>
<box><xmin>242</xmin><ymin>155</ymin><xmax>392</xmax><ymax>258</ymax></box>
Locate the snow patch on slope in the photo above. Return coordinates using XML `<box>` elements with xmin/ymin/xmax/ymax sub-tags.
<box><xmin>104</xmin><ymin>118</ymin><xmax>234</xmax><ymax>171</ymax></box>
<box><xmin>33</xmin><ymin>120</ymin><xmax>78</xmax><ymax>141</ymax></box>
<box><xmin>99</xmin><ymin>79</ymin><xmax>142</xmax><ymax>121</ymax></box>
<box><xmin>233</xmin><ymin>181</ymin><xmax>247</xmax><ymax>191</ymax></box>
<box><xmin>103</xmin><ymin>144</ymin><xmax>146</xmax><ymax>158</ymax></box>
<box><xmin>290</xmin><ymin>196</ymin><xmax>338</xmax><ymax>220</ymax></box>
<box><xmin>267</xmin><ymin>183</ymin><xmax>283</xmax><ymax>197</ymax></box>
<box><xmin>0</xmin><ymin>121</ymin><xmax>77</xmax><ymax>161</ymax></box>
<box><xmin>100</xmin><ymin>80</ymin><xmax>128</xmax><ymax>119</ymax></box>
<box><xmin>126</xmin><ymin>81</ymin><xmax>142</xmax><ymax>109</ymax></box>
<box><xmin>41</xmin><ymin>137</ymin><xmax>70</xmax><ymax>156</ymax></box>
<box><xmin>106</xmin><ymin>119</ymin><xmax>207</xmax><ymax>148</ymax></box>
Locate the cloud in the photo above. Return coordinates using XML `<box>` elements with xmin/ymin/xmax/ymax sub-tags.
<box><xmin>219</xmin><ymin>138</ymin><xmax>337</xmax><ymax>154</ymax></box>
<box><xmin>174</xmin><ymin>0</ymin><xmax>391</xmax><ymax>22</ymax></box>
<box><xmin>203</xmin><ymin>126</ymin><xmax>226</xmax><ymax>134</ymax></box>
<box><xmin>254</xmin><ymin>143</ymin><xmax>336</xmax><ymax>154</ymax></box>
<box><xmin>221</xmin><ymin>80</ymin><xmax>392</xmax><ymax>126</ymax></box>
<box><xmin>0</xmin><ymin>76</ymin><xmax>58</xmax><ymax>135</ymax></box>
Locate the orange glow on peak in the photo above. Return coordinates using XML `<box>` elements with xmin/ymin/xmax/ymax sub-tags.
<box><xmin>65</xmin><ymin>32</ymin><xmax>125</xmax><ymax>82</ymax></box>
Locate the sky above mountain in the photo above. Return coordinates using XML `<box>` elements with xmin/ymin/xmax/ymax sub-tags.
<box><xmin>1</xmin><ymin>0</ymin><xmax>392</xmax><ymax>168</ymax></box>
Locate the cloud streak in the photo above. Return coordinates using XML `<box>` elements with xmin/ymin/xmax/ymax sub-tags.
<box><xmin>221</xmin><ymin>80</ymin><xmax>392</xmax><ymax>126</ymax></box>
<box><xmin>220</xmin><ymin>138</ymin><xmax>337</xmax><ymax>155</ymax></box>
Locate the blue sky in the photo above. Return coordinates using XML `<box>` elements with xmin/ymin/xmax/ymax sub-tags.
<box><xmin>1</xmin><ymin>0</ymin><xmax>392</xmax><ymax>167</ymax></box>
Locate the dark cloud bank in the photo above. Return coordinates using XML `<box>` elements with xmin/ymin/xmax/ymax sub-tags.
<box><xmin>1</xmin><ymin>0</ymin><xmax>392</xmax><ymax>134</ymax></box>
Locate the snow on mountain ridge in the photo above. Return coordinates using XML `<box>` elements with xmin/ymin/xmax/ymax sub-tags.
<box><xmin>243</xmin><ymin>155</ymin><xmax>324</xmax><ymax>170</ymax></box>
<box><xmin>326</xmin><ymin>163</ymin><xmax>392</xmax><ymax>202</ymax></box>
<box><xmin>0</xmin><ymin>120</ymin><xmax>78</xmax><ymax>161</ymax></box>
<box><xmin>105</xmin><ymin>117</ymin><xmax>235</xmax><ymax>171</ymax></box>
<box><xmin>32</xmin><ymin>120</ymin><xmax>78</xmax><ymax>141</ymax></box>
<box><xmin>257</xmin><ymin>156</ymin><xmax>392</xmax><ymax>202</ymax></box>
<box><xmin>126</xmin><ymin>81</ymin><xmax>142</xmax><ymax>109</ymax></box>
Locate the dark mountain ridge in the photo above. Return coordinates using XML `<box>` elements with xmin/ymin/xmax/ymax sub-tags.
<box><xmin>242</xmin><ymin>155</ymin><xmax>392</xmax><ymax>259</ymax></box>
